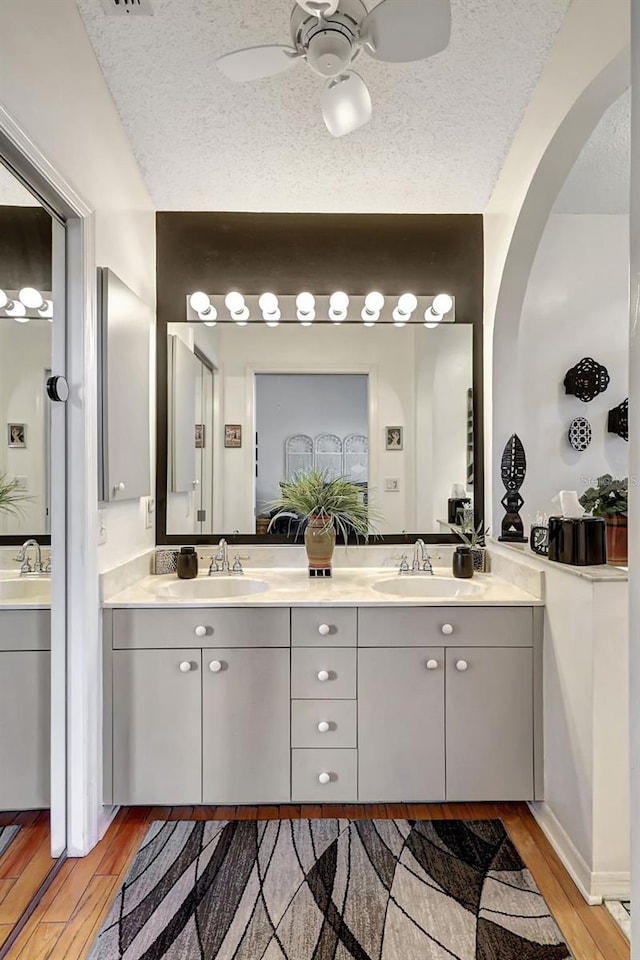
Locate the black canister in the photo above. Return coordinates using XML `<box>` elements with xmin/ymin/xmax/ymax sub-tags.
<box><xmin>177</xmin><ymin>546</ymin><xmax>198</xmax><ymax>579</ymax></box>
<box><xmin>452</xmin><ymin>546</ymin><xmax>474</xmax><ymax>579</ymax></box>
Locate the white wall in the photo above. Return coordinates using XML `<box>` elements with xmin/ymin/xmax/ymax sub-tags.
<box><xmin>255</xmin><ymin>374</ymin><xmax>368</xmax><ymax>509</ymax></box>
<box><xmin>0</xmin><ymin>0</ymin><xmax>156</xmax><ymax>573</ymax></box>
<box><xmin>0</xmin><ymin>320</ymin><xmax>51</xmax><ymax>534</ymax></box>
<box><xmin>517</xmin><ymin>214</ymin><xmax>629</xmax><ymax>525</ymax></box>
<box><xmin>164</xmin><ymin>322</ymin><xmax>472</xmax><ymax>537</ymax></box>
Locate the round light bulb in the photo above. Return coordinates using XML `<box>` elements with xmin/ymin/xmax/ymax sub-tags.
<box><xmin>296</xmin><ymin>291</ymin><xmax>315</xmax><ymax>314</ymax></box>
<box><xmin>264</xmin><ymin>309</ymin><xmax>281</xmax><ymax>326</ymax></box>
<box><xmin>424</xmin><ymin>318</ymin><xmax>440</xmax><ymax>329</ymax></box>
<box><xmin>393</xmin><ymin>307</ymin><xmax>411</xmax><ymax>325</ymax></box>
<box><xmin>365</xmin><ymin>291</ymin><xmax>385</xmax><ymax>312</ymax></box>
<box><xmin>298</xmin><ymin>308</ymin><xmax>316</xmax><ymax>325</ymax></box>
<box><xmin>329</xmin><ymin>307</ymin><xmax>347</xmax><ymax>324</ymax></box>
<box><xmin>231</xmin><ymin>305</ymin><xmax>250</xmax><ymax>322</ymax></box>
<box><xmin>198</xmin><ymin>305</ymin><xmax>217</xmax><ymax>322</ymax></box>
<box><xmin>225</xmin><ymin>291</ymin><xmax>245</xmax><ymax>313</ymax></box>
<box><xmin>330</xmin><ymin>291</ymin><xmax>349</xmax><ymax>312</ymax></box>
<box><xmin>361</xmin><ymin>307</ymin><xmax>379</xmax><ymax>325</ymax></box>
<box><xmin>432</xmin><ymin>293</ymin><xmax>453</xmax><ymax>315</ymax></box>
<box><xmin>0</xmin><ymin>289</ymin><xmax>8</xmax><ymax>309</ymax></box>
<box><xmin>258</xmin><ymin>292</ymin><xmax>278</xmax><ymax>314</ymax></box>
<box><xmin>203</xmin><ymin>320</ymin><xmax>217</xmax><ymax>327</ymax></box>
<box><xmin>266</xmin><ymin>319</ymin><xmax>280</xmax><ymax>328</ymax></box>
<box><xmin>189</xmin><ymin>291</ymin><xmax>210</xmax><ymax>313</ymax></box>
<box><xmin>14</xmin><ymin>315</ymin><xmax>30</xmax><ymax>324</ymax></box>
<box><xmin>19</xmin><ymin>287</ymin><xmax>44</xmax><ymax>309</ymax></box>
<box><xmin>38</xmin><ymin>299</ymin><xmax>53</xmax><ymax>318</ymax></box>
<box><xmin>5</xmin><ymin>301</ymin><xmax>26</xmax><ymax>318</ymax></box>
<box><xmin>397</xmin><ymin>293</ymin><xmax>417</xmax><ymax>315</ymax></box>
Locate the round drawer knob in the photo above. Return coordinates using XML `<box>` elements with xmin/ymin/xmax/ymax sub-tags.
<box><xmin>209</xmin><ymin>660</ymin><xmax>222</xmax><ymax>673</ymax></box>
<box><xmin>426</xmin><ymin>659</ymin><xmax>439</xmax><ymax>670</ymax></box>
<box><xmin>318</xmin><ymin>721</ymin><xmax>330</xmax><ymax>733</ymax></box>
<box><xmin>179</xmin><ymin>661</ymin><xmax>194</xmax><ymax>673</ymax></box>
<box><xmin>318</xmin><ymin>772</ymin><xmax>331</xmax><ymax>785</ymax></box>
<box><xmin>194</xmin><ymin>625</ymin><xmax>207</xmax><ymax>638</ymax></box>
<box><xmin>318</xmin><ymin>623</ymin><xmax>331</xmax><ymax>636</ymax></box>
<box><xmin>115</xmin><ymin>482</ymin><xmax>125</xmax><ymax>493</ymax></box>
<box><xmin>456</xmin><ymin>659</ymin><xmax>469</xmax><ymax>672</ymax></box>
<box><xmin>441</xmin><ymin>623</ymin><xmax>454</xmax><ymax>635</ymax></box>
<box><xmin>317</xmin><ymin>670</ymin><xmax>330</xmax><ymax>682</ymax></box>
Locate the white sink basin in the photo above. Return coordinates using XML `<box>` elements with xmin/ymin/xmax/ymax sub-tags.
<box><xmin>0</xmin><ymin>578</ymin><xmax>51</xmax><ymax>602</ymax></box>
<box><xmin>372</xmin><ymin>576</ymin><xmax>483</xmax><ymax>599</ymax></box>
<box><xmin>153</xmin><ymin>577</ymin><xmax>270</xmax><ymax>601</ymax></box>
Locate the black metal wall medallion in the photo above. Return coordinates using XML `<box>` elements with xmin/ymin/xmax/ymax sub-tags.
<box><xmin>563</xmin><ymin>357</ymin><xmax>610</xmax><ymax>402</ymax></box>
<box><xmin>608</xmin><ymin>398</ymin><xmax>628</xmax><ymax>441</ymax></box>
<box><xmin>498</xmin><ymin>433</ymin><xmax>527</xmax><ymax>543</ymax></box>
<box><xmin>568</xmin><ymin>416</ymin><xmax>592</xmax><ymax>451</ymax></box>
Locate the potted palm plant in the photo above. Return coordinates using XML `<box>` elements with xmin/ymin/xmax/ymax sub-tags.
<box><xmin>268</xmin><ymin>469</ymin><xmax>377</xmax><ymax>570</ymax></box>
<box><xmin>449</xmin><ymin>520</ymin><xmax>489</xmax><ymax>572</ymax></box>
<box><xmin>579</xmin><ymin>474</ymin><xmax>628</xmax><ymax>565</ymax></box>
<box><xmin>0</xmin><ymin>473</ymin><xmax>29</xmax><ymax>520</ymax></box>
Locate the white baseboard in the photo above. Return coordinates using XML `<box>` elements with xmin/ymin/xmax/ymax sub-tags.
<box><xmin>528</xmin><ymin>802</ymin><xmax>629</xmax><ymax>904</ymax></box>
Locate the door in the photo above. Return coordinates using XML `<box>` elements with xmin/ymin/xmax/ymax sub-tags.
<box><xmin>358</xmin><ymin>647</ymin><xmax>445</xmax><ymax>802</ymax></box>
<box><xmin>113</xmin><ymin>649</ymin><xmax>202</xmax><ymax>804</ymax></box>
<box><xmin>203</xmin><ymin>648</ymin><xmax>290</xmax><ymax>803</ymax></box>
<box><xmin>446</xmin><ymin>647</ymin><xmax>533</xmax><ymax>800</ymax></box>
<box><xmin>0</xmin><ymin>652</ymin><xmax>50</xmax><ymax>809</ymax></box>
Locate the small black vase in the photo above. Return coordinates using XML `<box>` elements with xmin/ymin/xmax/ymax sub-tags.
<box><xmin>177</xmin><ymin>546</ymin><xmax>198</xmax><ymax>579</ymax></box>
<box><xmin>452</xmin><ymin>546</ymin><xmax>473</xmax><ymax>579</ymax></box>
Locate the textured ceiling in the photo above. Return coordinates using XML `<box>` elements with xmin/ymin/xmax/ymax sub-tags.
<box><xmin>75</xmin><ymin>0</ymin><xmax>570</xmax><ymax>213</ymax></box>
<box><xmin>0</xmin><ymin>164</ymin><xmax>40</xmax><ymax>206</ymax></box>
<box><xmin>554</xmin><ymin>89</ymin><xmax>630</xmax><ymax>214</ymax></box>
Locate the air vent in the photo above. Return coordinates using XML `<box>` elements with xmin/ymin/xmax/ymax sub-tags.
<box><xmin>100</xmin><ymin>0</ymin><xmax>153</xmax><ymax>16</ymax></box>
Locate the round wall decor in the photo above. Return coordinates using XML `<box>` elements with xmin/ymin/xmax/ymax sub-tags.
<box><xmin>568</xmin><ymin>416</ymin><xmax>592</xmax><ymax>451</ymax></box>
<box><xmin>563</xmin><ymin>357</ymin><xmax>610</xmax><ymax>402</ymax></box>
<box><xmin>608</xmin><ymin>398</ymin><xmax>628</xmax><ymax>441</ymax></box>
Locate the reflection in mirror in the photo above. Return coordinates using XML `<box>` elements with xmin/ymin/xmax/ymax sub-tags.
<box><xmin>166</xmin><ymin>321</ymin><xmax>473</xmax><ymax>538</ymax></box>
<box><xmin>0</xmin><ymin>161</ymin><xmax>59</xmax><ymax>950</ymax></box>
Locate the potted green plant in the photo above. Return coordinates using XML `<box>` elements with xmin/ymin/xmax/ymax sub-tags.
<box><xmin>449</xmin><ymin>520</ymin><xmax>489</xmax><ymax>572</ymax></box>
<box><xmin>0</xmin><ymin>473</ymin><xmax>29</xmax><ymax>519</ymax></box>
<box><xmin>579</xmin><ymin>474</ymin><xmax>628</xmax><ymax>565</ymax></box>
<box><xmin>267</xmin><ymin>469</ymin><xmax>378</xmax><ymax>570</ymax></box>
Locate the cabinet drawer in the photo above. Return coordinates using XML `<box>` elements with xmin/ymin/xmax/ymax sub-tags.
<box><xmin>112</xmin><ymin>607</ymin><xmax>289</xmax><ymax>649</ymax></box>
<box><xmin>292</xmin><ymin>700</ymin><xmax>357</xmax><ymax>748</ymax></box>
<box><xmin>292</xmin><ymin>608</ymin><xmax>356</xmax><ymax>647</ymax></box>
<box><xmin>358</xmin><ymin>606</ymin><xmax>532</xmax><ymax>647</ymax></box>
<box><xmin>0</xmin><ymin>610</ymin><xmax>50</xmax><ymax>651</ymax></box>
<box><xmin>292</xmin><ymin>748</ymin><xmax>357</xmax><ymax>802</ymax></box>
<box><xmin>291</xmin><ymin>648</ymin><xmax>356</xmax><ymax>699</ymax></box>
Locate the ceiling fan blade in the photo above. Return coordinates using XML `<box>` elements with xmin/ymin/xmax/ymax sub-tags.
<box><xmin>217</xmin><ymin>45</ymin><xmax>300</xmax><ymax>82</ymax></box>
<box><xmin>296</xmin><ymin>0</ymin><xmax>339</xmax><ymax>15</ymax></box>
<box><xmin>321</xmin><ymin>71</ymin><xmax>372</xmax><ymax>138</ymax></box>
<box><xmin>361</xmin><ymin>0</ymin><xmax>451</xmax><ymax>63</ymax></box>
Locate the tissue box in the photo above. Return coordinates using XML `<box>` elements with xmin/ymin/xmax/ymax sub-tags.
<box><xmin>547</xmin><ymin>517</ymin><xmax>606</xmax><ymax>566</ymax></box>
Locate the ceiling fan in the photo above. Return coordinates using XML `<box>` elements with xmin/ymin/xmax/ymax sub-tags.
<box><xmin>216</xmin><ymin>0</ymin><xmax>451</xmax><ymax>137</ymax></box>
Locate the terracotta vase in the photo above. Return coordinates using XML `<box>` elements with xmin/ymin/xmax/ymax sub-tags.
<box><xmin>304</xmin><ymin>515</ymin><xmax>336</xmax><ymax>569</ymax></box>
<box><xmin>605</xmin><ymin>515</ymin><xmax>628</xmax><ymax>566</ymax></box>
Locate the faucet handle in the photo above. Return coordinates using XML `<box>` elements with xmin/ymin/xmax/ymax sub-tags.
<box><xmin>231</xmin><ymin>555</ymin><xmax>244</xmax><ymax>573</ymax></box>
<box><xmin>20</xmin><ymin>558</ymin><xmax>32</xmax><ymax>575</ymax></box>
<box><xmin>14</xmin><ymin>548</ymin><xmax>25</xmax><ymax>563</ymax></box>
<box><xmin>398</xmin><ymin>554</ymin><xmax>410</xmax><ymax>574</ymax></box>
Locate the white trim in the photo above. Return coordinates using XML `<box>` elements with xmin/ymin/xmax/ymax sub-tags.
<box><xmin>0</xmin><ymin>104</ymin><xmax>101</xmax><ymax>856</ymax></box>
<box><xmin>528</xmin><ymin>802</ymin><xmax>630</xmax><ymax>904</ymax></box>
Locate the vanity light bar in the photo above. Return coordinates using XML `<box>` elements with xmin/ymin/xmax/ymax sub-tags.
<box><xmin>0</xmin><ymin>288</ymin><xmax>53</xmax><ymax>322</ymax></box>
<box><xmin>185</xmin><ymin>293</ymin><xmax>455</xmax><ymax>326</ymax></box>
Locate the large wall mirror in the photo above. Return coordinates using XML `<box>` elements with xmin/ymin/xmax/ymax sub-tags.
<box><xmin>156</xmin><ymin>212</ymin><xmax>484</xmax><ymax>544</ymax></box>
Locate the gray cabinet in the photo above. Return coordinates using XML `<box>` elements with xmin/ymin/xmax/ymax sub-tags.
<box><xmin>0</xmin><ymin>651</ymin><xmax>50</xmax><ymax>810</ymax></box>
<box><xmin>202</xmin><ymin>648</ymin><xmax>290</xmax><ymax>803</ymax></box>
<box><xmin>113</xmin><ymin>648</ymin><xmax>202</xmax><ymax>804</ymax></box>
<box><xmin>445</xmin><ymin>647</ymin><xmax>534</xmax><ymax>800</ymax></box>
<box><xmin>358</xmin><ymin>647</ymin><xmax>445</xmax><ymax>802</ymax></box>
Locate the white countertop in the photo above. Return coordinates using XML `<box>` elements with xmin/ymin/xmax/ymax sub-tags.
<box><xmin>104</xmin><ymin>567</ymin><xmax>542</xmax><ymax>608</ymax></box>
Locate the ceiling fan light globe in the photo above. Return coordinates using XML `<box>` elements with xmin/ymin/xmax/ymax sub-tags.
<box><xmin>306</xmin><ymin>30</ymin><xmax>353</xmax><ymax>78</ymax></box>
<box><xmin>322</xmin><ymin>71</ymin><xmax>372</xmax><ymax>137</ymax></box>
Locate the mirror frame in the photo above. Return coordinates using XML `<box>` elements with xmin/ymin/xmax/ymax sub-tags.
<box><xmin>155</xmin><ymin>211</ymin><xmax>484</xmax><ymax>545</ymax></box>
<box><xmin>156</xmin><ymin>318</ymin><xmax>483</xmax><ymax>546</ymax></box>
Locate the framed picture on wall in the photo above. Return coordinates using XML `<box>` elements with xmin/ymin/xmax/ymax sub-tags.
<box><xmin>224</xmin><ymin>424</ymin><xmax>242</xmax><ymax>448</ymax></box>
<box><xmin>7</xmin><ymin>423</ymin><xmax>26</xmax><ymax>449</ymax></box>
<box><xmin>385</xmin><ymin>426</ymin><xmax>403</xmax><ymax>451</ymax></box>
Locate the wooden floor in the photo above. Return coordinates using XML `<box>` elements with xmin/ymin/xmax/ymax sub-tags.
<box><xmin>0</xmin><ymin>811</ymin><xmax>56</xmax><ymax>953</ymax></box>
<box><xmin>1</xmin><ymin>802</ymin><xmax>630</xmax><ymax>960</ymax></box>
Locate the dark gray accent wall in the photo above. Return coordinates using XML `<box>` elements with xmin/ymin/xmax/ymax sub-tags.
<box><xmin>0</xmin><ymin>206</ymin><xmax>52</xmax><ymax>290</ymax></box>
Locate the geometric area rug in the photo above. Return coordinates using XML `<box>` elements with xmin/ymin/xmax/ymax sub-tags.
<box><xmin>0</xmin><ymin>825</ymin><xmax>20</xmax><ymax>859</ymax></box>
<box><xmin>86</xmin><ymin>818</ymin><xmax>574</xmax><ymax>959</ymax></box>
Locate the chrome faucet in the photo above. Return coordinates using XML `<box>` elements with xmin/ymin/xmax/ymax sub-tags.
<box><xmin>209</xmin><ymin>538</ymin><xmax>230</xmax><ymax>575</ymax></box>
<box><xmin>412</xmin><ymin>539</ymin><xmax>433</xmax><ymax>575</ymax></box>
<box><xmin>15</xmin><ymin>539</ymin><xmax>48</xmax><ymax>577</ymax></box>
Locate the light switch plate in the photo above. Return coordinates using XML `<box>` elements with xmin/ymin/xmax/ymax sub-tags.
<box><xmin>385</xmin><ymin>478</ymin><xmax>400</xmax><ymax>492</ymax></box>
<box><xmin>144</xmin><ymin>497</ymin><xmax>155</xmax><ymax>529</ymax></box>
<box><xmin>14</xmin><ymin>476</ymin><xmax>28</xmax><ymax>492</ymax></box>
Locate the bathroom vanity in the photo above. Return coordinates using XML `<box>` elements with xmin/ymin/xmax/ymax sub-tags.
<box><xmin>103</xmin><ymin>569</ymin><xmax>543</xmax><ymax>807</ymax></box>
